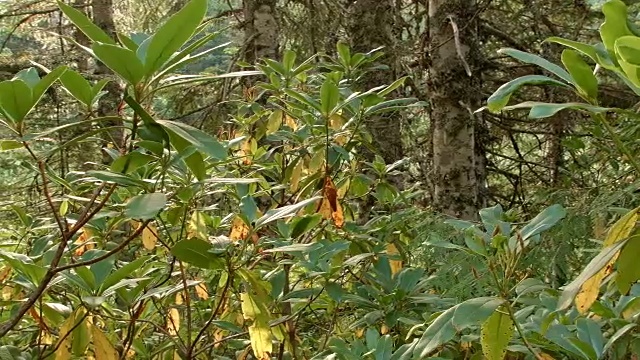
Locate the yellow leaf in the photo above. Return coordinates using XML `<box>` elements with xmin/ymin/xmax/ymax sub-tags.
<box><xmin>538</xmin><ymin>353</ymin><xmax>556</xmax><ymax>360</ymax></box>
<box><xmin>290</xmin><ymin>161</ymin><xmax>303</xmax><ymax>193</ymax></box>
<box><xmin>576</xmin><ymin>207</ymin><xmax>639</xmax><ymax>313</ymax></box>
<box><xmin>381</xmin><ymin>324</ymin><xmax>390</xmax><ymax>335</ymax></box>
<box><xmin>91</xmin><ymin>324</ymin><xmax>118</xmax><ymax>360</ymax></box>
<box><xmin>187</xmin><ymin>211</ymin><xmax>207</xmax><ymax>240</ymax></box>
<box><xmin>284</xmin><ymin>114</ymin><xmax>297</xmax><ymax>131</ymax></box>
<box><xmin>355</xmin><ymin>328</ymin><xmax>364</xmax><ymax>338</ymax></box>
<box><xmin>249</xmin><ymin>319</ymin><xmax>272</xmax><ymax>360</ymax></box>
<box><xmin>329</xmin><ymin>114</ymin><xmax>346</xmax><ymax>130</ymax></box>
<box><xmin>167</xmin><ymin>308</ymin><xmax>180</xmax><ymax>336</ymax></box>
<box><xmin>386</xmin><ymin>243</ymin><xmax>403</xmax><ymax>276</ymax></box>
<box><xmin>575</xmin><ymin>272</ymin><xmax>607</xmax><ymax>314</ymax></box>
<box><xmin>195</xmin><ymin>282</ymin><xmax>209</xmax><ymax>300</ymax></box>
<box><xmin>55</xmin><ymin>311</ymin><xmax>76</xmax><ymax>360</ymax></box>
<box><xmin>229</xmin><ymin>216</ymin><xmax>251</xmax><ymax>242</ymax></box>
<box><xmin>142</xmin><ymin>223</ymin><xmax>158</xmax><ymax>250</ymax></box>
<box><xmin>175</xmin><ymin>292</ymin><xmax>184</xmax><ymax>305</ymax></box>
<box><xmin>240</xmin><ymin>292</ymin><xmax>262</xmax><ymax>321</ymax></box>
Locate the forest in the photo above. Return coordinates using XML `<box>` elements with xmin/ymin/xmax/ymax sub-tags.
<box><xmin>0</xmin><ymin>0</ymin><xmax>639</xmax><ymax>359</ymax></box>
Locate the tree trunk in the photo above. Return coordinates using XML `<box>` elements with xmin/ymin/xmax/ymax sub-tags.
<box><xmin>242</xmin><ymin>0</ymin><xmax>279</xmax><ymax>65</ymax></box>
<box><xmin>428</xmin><ymin>0</ymin><xmax>482</xmax><ymax>220</ymax></box>
<box><xmin>93</xmin><ymin>0</ymin><xmax>124</xmax><ymax>162</ymax></box>
<box><xmin>348</xmin><ymin>0</ymin><xmax>403</xmax><ymax>165</ymax></box>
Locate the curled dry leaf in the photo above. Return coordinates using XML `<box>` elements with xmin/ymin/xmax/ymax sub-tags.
<box><xmin>316</xmin><ymin>176</ymin><xmax>344</xmax><ymax>228</ymax></box>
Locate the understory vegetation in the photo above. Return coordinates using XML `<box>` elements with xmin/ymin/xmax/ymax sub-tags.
<box><xmin>1</xmin><ymin>0</ymin><xmax>640</xmax><ymax>359</ymax></box>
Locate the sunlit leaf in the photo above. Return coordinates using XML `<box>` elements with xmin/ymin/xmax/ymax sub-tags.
<box><xmin>480</xmin><ymin>307</ymin><xmax>514</xmax><ymax>360</ymax></box>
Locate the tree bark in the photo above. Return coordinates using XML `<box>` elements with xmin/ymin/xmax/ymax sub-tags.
<box><xmin>92</xmin><ymin>0</ymin><xmax>124</xmax><ymax>162</ymax></box>
<box><xmin>242</xmin><ymin>0</ymin><xmax>279</xmax><ymax>65</ymax></box>
<box><xmin>428</xmin><ymin>0</ymin><xmax>482</xmax><ymax>220</ymax></box>
<box><xmin>348</xmin><ymin>0</ymin><xmax>403</xmax><ymax>165</ymax></box>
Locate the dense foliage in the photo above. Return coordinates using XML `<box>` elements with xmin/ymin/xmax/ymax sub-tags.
<box><xmin>0</xmin><ymin>0</ymin><xmax>640</xmax><ymax>360</ymax></box>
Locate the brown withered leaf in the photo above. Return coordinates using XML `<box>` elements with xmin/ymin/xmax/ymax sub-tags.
<box><xmin>316</xmin><ymin>176</ymin><xmax>344</xmax><ymax>228</ymax></box>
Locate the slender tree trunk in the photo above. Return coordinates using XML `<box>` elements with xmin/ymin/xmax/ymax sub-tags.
<box><xmin>93</xmin><ymin>0</ymin><xmax>124</xmax><ymax>162</ymax></box>
<box><xmin>348</xmin><ymin>0</ymin><xmax>403</xmax><ymax>165</ymax></box>
<box><xmin>428</xmin><ymin>0</ymin><xmax>482</xmax><ymax>220</ymax></box>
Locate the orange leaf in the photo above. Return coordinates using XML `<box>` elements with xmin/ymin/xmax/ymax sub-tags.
<box><xmin>74</xmin><ymin>228</ymin><xmax>95</xmax><ymax>256</ymax></box>
<box><xmin>386</xmin><ymin>243</ymin><xmax>403</xmax><ymax>276</ymax></box>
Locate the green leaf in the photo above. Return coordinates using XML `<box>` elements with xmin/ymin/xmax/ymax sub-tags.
<box><xmin>171</xmin><ymin>238</ymin><xmax>223</xmax><ymax>269</ymax></box>
<box><xmin>142</xmin><ymin>0</ymin><xmax>207</xmax><ymax>75</ymax></box>
<box><xmin>290</xmin><ymin>214</ymin><xmax>323</xmax><ymax>239</ymax></box>
<box><xmin>337</xmin><ymin>41</ymin><xmax>351</xmax><ymax>66</ymax></box>
<box><xmin>547</xmin><ymin>37</ymin><xmax>616</xmax><ymax>70</ymax></box>
<box><xmin>320</xmin><ymin>78</ymin><xmax>340</xmax><ymax>116</ymax></box>
<box><xmin>124</xmin><ymin>193</ymin><xmax>167</xmax><ymax>220</ymax></box>
<box><xmin>576</xmin><ymin>318</ymin><xmax>604</xmax><ymax>359</ymax></box>
<box><xmin>615</xmin><ymin>36</ymin><xmax>640</xmax><ymax>86</ymax></box>
<box><xmin>600</xmin><ymin>0</ymin><xmax>633</xmax><ymax>52</ymax></box>
<box><xmin>500</xmin><ymin>101</ymin><xmax>611</xmax><ymax>119</ymax></box>
<box><xmin>498</xmin><ymin>48</ymin><xmax>573</xmax><ymax>84</ymax></box>
<box><xmin>100</xmin><ymin>256</ymin><xmax>151</xmax><ymax>292</ymax></box>
<box><xmin>60</xmin><ymin>69</ymin><xmax>93</xmax><ymax>106</ymax></box>
<box><xmin>156</xmin><ymin>120</ymin><xmax>226</xmax><ymax>160</ymax></box>
<box><xmin>602</xmin><ymin>323</ymin><xmax>636</xmax><ymax>354</ymax></box>
<box><xmin>562</xmin><ymin>49</ymin><xmax>598</xmax><ymax>99</ymax></box>
<box><xmin>92</xmin><ymin>43</ymin><xmax>145</xmax><ymax>85</ymax></box>
<box><xmin>15</xmin><ymin>68</ymin><xmax>40</xmax><ymax>88</ymax></box>
<box><xmin>33</xmin><ymin>66</ymin><xmax>67</xmax><ymax>105</ymax></box>
<box><xmin>110</xmin><ymin>152</ymin><xmax>155</xmax><ymax>174</ymax></box>
<box><xmin>378</xmin><ymin>77</ymin><xmax>407</xmax><ymax>97</ymax></box>
<box><xmin>451</xmin><ymin>297</ymin><xmax>505</xmax><ymax>329</ymax></box>
<box><xmin>615</xmin><ymin>234</ymin><xmax>640</xmax><ymax>294</ymax></box>
<box><xmin>485</xmin><ymin>75</ymin><xmax>569</xmax><ymax>113</ymax></box>
<box><xmin>0</xmin><ymin>80</ymin><xmax>33</xmax><ymax>124</ymax></box>
<box><xmin>520</xmin><ymin>204</ymin><xmax>566</xmax><ymax>241</ymax></box>
<box><xmin>413</xmin><ymin>306</ymin><xmax>457</xmax><ymax>358</ymax></box>
<box><xmin>86</xmin><ymin>170</ymin><xmax>146</xmax><ymax>188</ymax></box>
<box><xmin>254</xmin><ymin>197</ymin><xmax>322</xmax><ymax>229</ymax></box>
<box><xmin>0</xmin><ymin>140</ymin><xmax>23</xmax><ymax>151</ymax></box>
<box><xmin>71</xmin><ymin>312</ymin><xmax>91</xmax><ymax>356</ymax></box>
<box><xmin>57</xmin><ymin>1</ymin><xmax>115</xmax><ymax>44</ymax></box>
<box><xmin>557</xmin><ymin>240</ymin><xmax>628</xmax><ymax>310</ymax></box>
<box><xmin>480</xmin><ymin>307</ymin><xmax>514</xmax><ymax>360</ymax></box>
